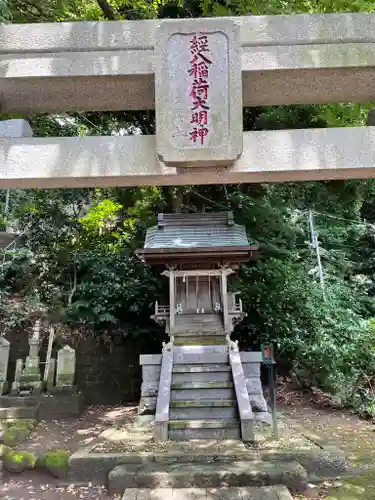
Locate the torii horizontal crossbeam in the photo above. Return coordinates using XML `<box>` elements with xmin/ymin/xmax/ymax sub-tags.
<box><xmin>1</xmin><ymin>14</ymin><xmax>375</xmax><ymax>112</ymax></box>
<box><xmin>1</xmin><ymin>127</ymin><xmax>375</xmax><ymax>189</ymax></box>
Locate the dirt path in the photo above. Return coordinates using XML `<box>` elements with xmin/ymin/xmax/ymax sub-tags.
<box><xmin>2</xmin><ymin>402</ymin><xmax>375</xmax><ymax>499</ymax></box>
<box><xmin>0</xmin><ymin>405</ymin><xmax>136</xmax><ymax>500</ymax></box>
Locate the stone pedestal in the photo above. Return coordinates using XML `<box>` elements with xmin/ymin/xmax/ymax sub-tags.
<box><xmin>0</xmin><ymin>337</ymin><xmax>10</xmax><ymax>395</ymax></box>
<box><xmin>19</xmin><ymin>355</ymin><xmax>42</xmax><ymax>394</ymax></box>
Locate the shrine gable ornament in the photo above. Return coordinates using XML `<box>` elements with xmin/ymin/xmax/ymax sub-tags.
<box><xmin>155</xmin><ymin>19</ymin><xmax>243</xmax><ymax>168</ymax></box>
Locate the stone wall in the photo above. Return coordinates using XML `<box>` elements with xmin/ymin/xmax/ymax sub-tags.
<box><xmin>139</xmin><ymin>354</ymin><xmax>161</xmax><ymax>414</ymax></box>
<box><xmin>4</xmin><ymin>328</ymin><xmax>165</xmax><ymax>404</ymax></box>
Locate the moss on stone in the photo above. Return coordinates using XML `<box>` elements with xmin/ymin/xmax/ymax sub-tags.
<box><xmin>4</xmin><ymin>450</ymin><xmax>36</xmax><ymax>473</ymax></box>
<box><xmin>3</xmin><ymin>419</ymin><xmax>36</xmax><ymax>446</ymax></box>
<box><xmin>39</xmin><ymin>450</ymin><xmax>70</xmax><ymax>479</ymax></box>
<box><xmin>0</xmin><ymin>444</ymin><xmax>12</xmax><ymax>458</ymax></box>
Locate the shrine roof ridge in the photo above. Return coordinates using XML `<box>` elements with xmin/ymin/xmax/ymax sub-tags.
<box><xmin>143</xmin><ymin>212</ymin><xmax>253</xmax><ymax>250</ymax></box>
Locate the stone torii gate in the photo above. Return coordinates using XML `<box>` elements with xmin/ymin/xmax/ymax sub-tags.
<box><xmin>1</xmin><ymin>13</ymin><xmax>375</xmax><ymax>187</ymax></box>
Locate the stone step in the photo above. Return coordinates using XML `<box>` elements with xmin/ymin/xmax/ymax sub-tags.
<box><xmin>172</xmin><ymin>382</ymin><xmax>234</xmax><ymax>390</ymax></box>
<box><xmin>120</xmin><ymin>486</ymin><xmax>294</xmax><ymax>500</ymax></box>
<box><xmin>172</xmin><ymin>388</ymin><xmax>234</xmax><ymax>400</ymax></box>
<box><xmin>169</xmin><ymin>420</ymin><xmax>240</xmax><ymax>440</ymax></box>
<box><xmin>172</xmin><ymin>371</ymin><xmax>232</xmax><ymax>384</ymax></box>
<box><xmin>0</xmin><ymin>396</ymin><xmax>38</xmax><ymax>407</ymax></box>
<box><xmin>173</xmin><ymin>351</ymin><xmax>228</xmax><ymax>365</ymax></box>
<box><xmin>173</xmin><ymin>365</ymin><xmax>231</xmax><ymax>373</ymax></box>
<box><xmin>171</xmin><ymin>399</ymin><xmax>235</xmax><ymax>408</ymax></box>
<box><xmin>108</xmin><ymin>461</ymin><xmax>308</xmax><ymax>494</ymax></box>
<box><xmin>174</xmin><ymin>338</ymin><xmax>226</xmax><ymax>346</ymax></box>
<box><xmin>174</xmin><ymin>331</ymin><xmax>225</xmax><ymax>337</ymax></box>
<box><xmin>169</xmin><ymin>406</ymin><xmax>237</xmax><ymax>420</ymax></box>
<box><xmin>0</xmin><ymin>406</ymin><xmax>38</xmax><ymax>419</ymax></box>
<box><xmin>169</xmin><ymin>419</ymin><xmax>238</xmax><ymax>430</ymax></box>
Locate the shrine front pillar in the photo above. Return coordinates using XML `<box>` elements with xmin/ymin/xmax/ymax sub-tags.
<box><xmin>169</xmin><ymin>270</ymin><xmax>175</xmax><ymax>331</ymax></box>
<box><xmin>221</xmin><ymin>270</ymin><xmax>229</xmax><ymax>333</ymax></box>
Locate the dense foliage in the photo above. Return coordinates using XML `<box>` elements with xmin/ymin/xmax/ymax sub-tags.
<box><xmin>2</xmin><ymin>0</ymin><xmax>375</xmax><ymax>416</ymax></box>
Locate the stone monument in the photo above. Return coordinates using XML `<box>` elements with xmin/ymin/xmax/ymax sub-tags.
<box><xmin>15</xmin><ymin>319</ymin><xmax>42</xmax><ymax>394</ymax></box>
<box><xmin>155</xmin><ymin>19</ymin><xmax>243</xmax><ymax>168</ymax></box>
<box><xmin>10</xmin><ymin>359</ymin><xmax>23</xmax><ymax>395</ymax></box>
<box><xmin>54</xmin><ymin>345</ymin><xmax>76</xmax><ymax>392</ymax></box>
<box><xmin>0</xmin><ymin>337</ymin><xmax>10</xmax><ymax>395</ymax></box>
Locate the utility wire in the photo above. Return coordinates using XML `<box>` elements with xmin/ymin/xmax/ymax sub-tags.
<box><xmin>190</xmin><ymin>190</ymin><xmax>231</xmax><ymax>211</ymax></box>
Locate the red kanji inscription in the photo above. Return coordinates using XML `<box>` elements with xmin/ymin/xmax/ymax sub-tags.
<box><xmin>188</xmin><ymin>34</ymin><xmax>212</xmax><ymax>146</ymax></box>
<box><xmin>190</xmin><ymin>127</ymin><xmax>209</xmax><ymax>145</ymax></box>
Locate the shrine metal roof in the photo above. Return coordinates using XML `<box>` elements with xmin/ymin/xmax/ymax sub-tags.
<box><xmin>144</xmin><ymin>212</ymin><xmax>252</xmax><ymax>250</ymax></box>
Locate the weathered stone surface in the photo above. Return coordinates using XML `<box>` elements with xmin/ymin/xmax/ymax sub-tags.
<box><xmin>139</xmin><ymin>396</ymin><xmax>157</xmax><ymax>415</ymax></box>
<box><xmin>10</xmin><ymin>359</ymin><xmax>23</xmax><ymax>395</ymax></box>
<box><xmin>0</xmin><ymin>337</ymin><xmax>10</xmax><ymax>395</ymax></box>
<box><xmin>45</xmin><ymin>358</ymin><xmax>56</xmax><ymax>392</ymax></box>
<box><xmin>173</xmin><ymin>371</ymin><xmax>231</xmax><ymax>384</ymax></box>
<box><xmin>172</xmin><ymin>388</ymin><xmax>234</xmax><ymax>400</ymax></box>
<box><xmin>0</xmin><ymin>119</ymin><xmax>33</xmax><ymax>138</ymax></box>
<box><xmin>143</xmin><ymin>365</ymin><xmax>161</xmax><ymax>382</ymax></box>
<box><xmin>170</xmin><ymin>407</ymin><xmax>237</xmax><ymax>420</ymax></box>
<box><xmin>169</xmin><ymin>427</ymin><xmax>241</xmax><ymax>441</ymax></box>
<box><xmin>260</xmin><ymin>448</ymin><xmax>348</xmax><ymax>481</ymax></box>
<box><xmin>108</xmin><ymin>460</ymin><xmax>308</xmax><ymax>494</ymax></box>
<box><xmin>241</xmin><ymin>363</ymin><xmax>260</xmax><ymax>378</ymax></box>
<box><xmin>0</xmin><ymin>406</ymin><xmax>37</xmax><ymax>419</ymax></box>
<box><xmin>38</xmin><ymin>393</ymin><xmax>84</xmax><ymax>419</ymax></box>
<box><xmin>245</xmin><ymin>378</ymin><xmax>263</xmax><ymax>395</ymax></box>
<box><xmin>141</xmin><ymin>382</ymin><xmax>159</xmax><ymax>397</ymax></box>
<box><xmin>120</xmin><ymin>487</ymin><xmax>293</xmax><ymax>500</ymax></box>
<box><xmin>55</xmin><ymin>345</ymin><xmax>76</xmax><ymax>388</ymax></box>
<box><xmin>249</xmin><ymin>395</ymin><xmax>268</xmax><ymax>413</ymax></box>
<box><xmin>155</xmin><ymin>18</ymin><xmax>242</xmax><ymax>168</ymax></box>
<box><xmin>155</xmin><ymin>351</ymin><xmax>173</xmax><ymax>441</ymax></box>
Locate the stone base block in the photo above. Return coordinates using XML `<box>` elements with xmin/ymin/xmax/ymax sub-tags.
<box><xmin>51</xmin><ymin>384</ymin><xmax>77</xmax><ymax>395</ymax></box>
<box><xmin>0</xmin><ymin>381</ymin><xmax>8</xmax><ymax>396</ymax></box>
<box><xmin>11</xmin><ymin>381</ymin><xmax>42</xmax><ymax>396</ymax></box>
<box><xmin>108</xmin><ymin>460</ymin><xmax>308</xmax><ymax>494</ymax></box>
<box><xmin>38</xmin><ymin>393</ymin><xmax>84</xmax><ymax>419</ymax></box>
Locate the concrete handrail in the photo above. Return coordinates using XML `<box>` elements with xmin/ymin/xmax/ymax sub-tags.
<box><xmin>229</xmin><ymin>350</ymin><xmax>254</xmax><ymax>442</ymax></box>
<box><xmin>154</xmin><ymin>350</ymin><xmax>173</xmax><ymax>441</ymax></box>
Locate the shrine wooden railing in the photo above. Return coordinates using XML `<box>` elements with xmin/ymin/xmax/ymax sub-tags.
<box><xmin>228</xmin><ymin>294</ymin><xmax>243</xmax><ymax>314</ymax></box>
<box><xmin>155</xmin><ymin>302</ymin><xmax>170</xmax><ymax>315</ymax></box>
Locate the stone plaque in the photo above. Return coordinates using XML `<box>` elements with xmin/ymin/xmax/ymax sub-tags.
<box><xmin>155</xmin><ymin>19</ymin><xmax>242</xmax><ymax>167</ymax></box>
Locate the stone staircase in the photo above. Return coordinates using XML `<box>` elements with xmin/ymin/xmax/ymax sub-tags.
<box><xmin>108</xmin><ymin>460</ymin><xmax>307</xmax><ymax>494</ymax></box>
<box><xmin>116</xmin><ymin>487</ymin><xmax>294</xmax><ymax>500</ymax></box>
<box><xmin>172</xmin><ymin>314</ymin><xmax>225</xmax><ymax>346</ymax></box>
<box><xmin>169</xmin><ymin>350</ymin><xmax>240</xmax><ymax>440</ymax></box>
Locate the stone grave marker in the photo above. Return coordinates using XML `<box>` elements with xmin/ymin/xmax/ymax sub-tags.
<box><xmin>0</xmin><ymin>337</ymin><xmax>10</xmax><ymax>394</ymax></box>
<box><xmin>55</xmin><ymin>345</ymin><xmax>76</xmax><ymax>390</ymax></box>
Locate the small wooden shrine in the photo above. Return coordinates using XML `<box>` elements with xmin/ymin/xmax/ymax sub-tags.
<box><xmin>137</xmin><ymin>211</ymin><xmax>258</xmax><ymax>342</ymax></box>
